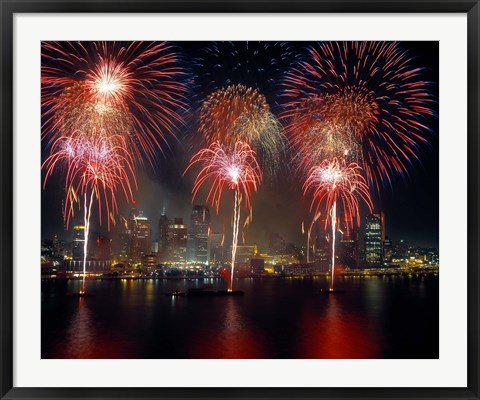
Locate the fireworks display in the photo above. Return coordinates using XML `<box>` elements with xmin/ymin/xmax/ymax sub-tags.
<box><xmin>199</xmin><ymin>84</ymin><xmax>285</xmax><ymax>175</ymax></box>
<box><xmin>42</xmin><ymin>129</ymin><xmax>136</xmax><ymax>290</ymax></box>
<box><xmin>303</xmin><ymin>158</ymin><xmax>372</xmax><ymax>288</ymax></box>
<box><xmin>192</xmin><ymin>41</ymin><xmax>296</xmax><ymax>96</ymax></box>
<box><xmin>41</xmin><ymin>40</ymin><xmax>437</xmax><ymax>294</ymax></box>
<box><xmin>185</xmin><ymin>141</ymin><xmax>262</xmax><ymax>290</ymax></box>
<box><xmin>42</xmin><ymin>41</ymin><xmax>188</xmax><ymax>162</ymax></box>
<box><xmin>42</xmin><ymin>129</ymin><xmax>136</xmax><ymax>227</ymax></box>
<box><xmin>282</xmin><ymin>41</ymin><xmax>434</xmax><ymax>187</ymax></box>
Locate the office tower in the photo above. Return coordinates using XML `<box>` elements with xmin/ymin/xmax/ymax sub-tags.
<box><xmin>339</xmin><ymin>215</ymin><xmax>359</xmax><ymax>268</ymax></box>
<box><xmin>313</xmin><ymin>215</ymin><xmax>329</xmax><ymax>265</ymax></box>
<box><xmin>158</xmin><ymin>213</ymin><xmax>170</xmax><ymax>260</ymax></box>
<box><xmin>167</xmin><ymin>218</ymin><xmax>188</xmax><ymax>263</ymax></box>
<box><xmin>210</xmin><ymin>232</ymin><xmax>224</xmax><ymax>264</ymax></box>
<box><xmin>364</xmin><ymin>212</ymin><xmax>385</xmax><ymax>267</ymax></box>
<box><xmin>72</xmin><ymin>225</ymin><xmax>85</xmax><ymax>260</ymax></box>
<box><xmin>383</xmin><ymin>237</ymin><xmax>393</xmax><ymax>263</ymax></box>
<box><xmin>188</xmin><ymin>205</ymin><xmax>210</xmax><ymax>263</ymax></box>
<box><xmin>130</xmin><ymin>212</ymin><xmax>151</xmax><ymax>263</ymax></box>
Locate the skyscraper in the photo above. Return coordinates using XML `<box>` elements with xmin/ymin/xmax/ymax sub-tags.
<box><xmin>130</xmin><ymin>212</ymin><xmax>151</xmax><ymax>263</ymax></box>
<box><xmin>383</xmin><ymin>237</ymin><xmax>393</xmax><ymax>263</ymax></box>
<box><xmin>167</xmin><ymin>218</ymin><xmax>188</xmax><ymax>264</ymax></box>
<box><xmin>339</xmin><ymin>215</ymin><xmax>359</xmax><ymax>268</ymax></box>
<box><xmin>188</xmin><ymin>205</ymin><xmax>210</xmax><ymax>264</ymax></box>
<box><xmin>210</xmin><ymin>232</ymin><xmax>224</xmax><ymax>264</ymax></box>
<box><xmin>364</xmin><ymin>212</ymin><xmax>385</xmax><ymax>267</ymax></box>
<box><xmin>158</xmin><ymin>213</ymin><xmax>170</xmax><ymax>260</ymax></box>
<box><xmin>72</xmin><ymin>225</ymin><xmax>85</xmax><ymax>260</ymax></box>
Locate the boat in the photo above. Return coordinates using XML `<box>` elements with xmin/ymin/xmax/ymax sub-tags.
<box><xmin>66</xmin><ymin>292</ymin><xmax>96</xmax><ymax>298</ymax></box>
<box><xmin>165</xmin><ymin>289</ymin><xmax>186</xmax><ymax>297</ymax></box>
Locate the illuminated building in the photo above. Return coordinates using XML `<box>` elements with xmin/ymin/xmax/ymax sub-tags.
<box><xmin>119</xmin><ymin>207</ymin><xmax>138</xmax><ymax>263</ymax></box>
<box><xmin>383</xmin><ymin>237</ymin><xmax>393</xmax><ymax>263</ymax></box>
<box><xmin>158</xmin><ymin>213</ymin><xmax>170</xmax><ymax>260</ymax></box>
<box><xmin>72</xmin><ymin>225</ymin><xmax>85</xmax><ymax>260</ymax></box>
<box><xmin>250</xmin><ymin>258</ymin><xmax>265</xmax><ymax>273</ymax></box>
<box><xmin>188</xmin><ymin>205</ymin><xmax>210</xmax><ymax>264</ymax></box>
<box><xmin>63</xmin><ymin>259</ymin><xmax>112</xmax><ymax>275</ymax></box>
<box><xmin>167</xmin><ymin>218</ymin><xmax>188</xmax><ymax>264</ymax></box>
<box><xmin>231</xmin><ymin>245</ymin><xmax>256</xmax><ymax>263</ymax></box>
<box><xmin>210</xmin><ymin>232</ymin><xmax>224</xmax><ymax>264</ymax></box>
<box><xmin>313</xmin><ymin>215</ymin><xmax>329</xmax><ymax>265</ymax></box>
<box><xmin>141</xmin><ymin>254</ymin><xmax>158</xmax><ymax>274</ymax></box>
<box><xmin>41</xmin><ymin>239</ymin><xmax>54</xmax><ymax>257</ymax></box>
<box><xmin>130</xmin><ymin>212</ymin><xmax>151</xmax><ymax>263</ymax></box>
<box><xmin>339</xmin><ymin>216</ymin><xmax>359</xmax><ymax>267</ymax></box>
<box><xmin>364</xmin><ymin>212</ymin><xmax>385</xmax><ymax>267</ymax></box>
<box><xmin>393</xmin><ymin>239</ymin><xmax>409</xmax><ymax>260</ymax></box>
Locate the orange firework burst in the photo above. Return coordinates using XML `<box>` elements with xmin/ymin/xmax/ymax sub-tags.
<box><xmin>199</xmin><ymin>84</ymin><xmax>284</xmax><ymax>174</ymax></box>
<box><xmin>185</xmin><ymin>141</ymin><xmax>262</xmax><ymax>291</ymax></box>
<box><xmin>42</xmin><ymin>41</ymin><xmax>188</xmax><ymax>162</ymax></box>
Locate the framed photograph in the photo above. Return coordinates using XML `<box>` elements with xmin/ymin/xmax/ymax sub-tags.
<box><xmin>1</xmin><ymin>1</ymin><xmax>479</xmax><ymax>399</ymax></box>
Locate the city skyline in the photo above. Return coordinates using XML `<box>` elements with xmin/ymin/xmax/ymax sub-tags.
<box><xmin>42</xmin><ymin>203</ymin><xmax>438</xmax><ymax>268</ymax></box>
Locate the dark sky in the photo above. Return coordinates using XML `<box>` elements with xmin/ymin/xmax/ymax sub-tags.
<box><xmin>41</xmin><ymin>41</ymin><xmax>439</xmax><ymax>249</ymax></box>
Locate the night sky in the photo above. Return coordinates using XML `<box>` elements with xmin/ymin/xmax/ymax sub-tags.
<box><xmin>41</xmin><ymin>41</ymin><xmax>439</xmax><ymax>249</ymax></box>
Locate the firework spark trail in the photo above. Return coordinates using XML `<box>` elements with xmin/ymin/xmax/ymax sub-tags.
<box><xmin>306</xmin><ymin>212</ymin><xmax>321</xmax><ymax>264</ymax></box>
<box><xmin>43</xmin><ymin>129</ymin><xmax>137</xmax><ymax>292</ymax></box>
<box><xmin>330</xmin><ymin>200</ymin><xmax>337</xmax><ymax>290</ymax></box>
<box><xmin>82</xmin><ymin>190</ymin><xmax>95</xmax><ymax>293</ymax></box>
<box><xmin>282</xmin><ymin>41</ymin><xmax>434</xmax><ymax>187</ymax></box>
<box><xmin>185</xmin><ymin>141</ymin><xmax>261</xmax><ymax>291</ymax></box>
<box><xmin>303</xmin><ymin>158</ymin><xmax>372</xmax><ymax>289</ymax></box>
<box><xmin>43</xmin><ymin>129</ymin><xmax>137</xmax><ymax>229</ymax></box>
<box><xmin>199</xmin><ymin>84</ymin><xmax>285</xmax><ymax>176</ymax></box>
<box><xmin>42</xmin><ymin>41</ymin><xmax>189</xmax><ymax>163</ymax></box>
<box><xmin>231</xmin><ymin>189</ymin><xmax>241</xmax><ymax>291</ymax></box>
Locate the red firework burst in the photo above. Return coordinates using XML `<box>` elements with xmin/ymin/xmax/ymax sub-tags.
<box><xmin>303</xmin><ymin>158</ymin><xmax>372</xmax><ymax>289</ymax></box>
<box><xmin>42</xmin><ymin>41</ymin><xmax>188</xmax><ymax>162</ymax></box>
<box><xmin>185</xmin><ymin>140</ymin><xmax>262</xmax><ymax>213</ymax></box>
<box><xmin>282</xmin><ymin>41</ymin><xmax>435</xmax><ymax>188</ymax></box>
<box><xmin>303</xmin><ymin>158</ymin><xmax>372</xmax><ymax>231</ymax></box>
<box><xmin>42</xmin><ymin>128</ymin><xmax>137</xmax><ymax>229</ymax></box>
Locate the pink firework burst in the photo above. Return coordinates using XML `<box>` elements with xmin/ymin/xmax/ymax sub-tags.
<box><xmin>185</xmin><ymin>141</ymin><xmax>262</xmax><ymax>291</ymax></box>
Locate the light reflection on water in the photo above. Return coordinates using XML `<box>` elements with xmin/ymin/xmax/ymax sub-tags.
<box><xmin>42</xmin><ymin>276</ymin><xmax>438</xmax><ymax>359</ymax></box>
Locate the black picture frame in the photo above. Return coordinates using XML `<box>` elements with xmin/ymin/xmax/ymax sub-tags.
<box><xmin>1</xmin><ymin>1</ymin><xmax>479</xmax><ymax>399</ymax></box>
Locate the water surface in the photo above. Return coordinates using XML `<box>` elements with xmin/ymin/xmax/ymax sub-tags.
<box><xmin>42</xmin><ymin>276</ymin><xmax>439</xmax><ymax>359</ymax></box>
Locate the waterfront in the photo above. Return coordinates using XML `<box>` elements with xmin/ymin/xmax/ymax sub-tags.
<box><xmin>42</xmin><ymin>275</ymin><xmax>438</xmax><ymax>359</ymax></box>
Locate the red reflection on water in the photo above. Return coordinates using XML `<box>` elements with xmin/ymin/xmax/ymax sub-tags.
<box><xmin>297</xmin><ymin>296</ymin><xmax>380</xmax><ymax>358</ymax></box>
<box><xmin>50</xmin><ymin>298</ymin><xmax>135</xmax><ymax>359</ymax></box>
<box><xmin>187</xmin><ymin>297</ymin><xmax>265</xmax><ymax>358</ymax></box>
